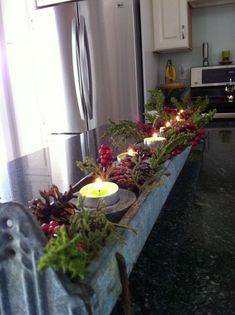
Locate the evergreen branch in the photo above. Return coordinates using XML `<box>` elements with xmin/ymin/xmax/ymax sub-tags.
<box><xmin>192</xmin><ymin>109</ymin><xmax>216</xmax><ymax>128</ymax></box>
<box><xmin>76</xmin><ymin>158</ymin><xmax>101</xmax><ymax>176</ymax></box>
<box><xmin>145</xmin><ymin>89</ymin><xmax>165</xmax><ymax>112</ymax></box>
<box><xmin>150</xmin><ymin>132</ymin><xmax>193</xmax><ymax>172</ymax></box>
<box><xmin>102</xmin><ymin>119</ymin><xmax>147</xmax><ymax>150</ymax></box>
<box><xmin>37</xmin><ymin>225</ymin><xmax>88</xmax><ymax>280</ymax></box>
<box><xmin>37</xmin><ymin>197</ymin><xmax>134</xmax><ymax>282</ymax></box>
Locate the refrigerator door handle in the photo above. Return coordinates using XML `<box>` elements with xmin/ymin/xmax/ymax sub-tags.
<box><xmin>71</xmin><ymin>17</ymin><xmax>85</xmax><ymax>120</ymax></box>
<box><xmin>79</xmin><ymin>15</ymin><xmax>93</xmax><ymax>120</ymax></box>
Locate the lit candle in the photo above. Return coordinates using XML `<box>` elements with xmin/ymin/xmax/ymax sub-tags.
<box><xmin>79</xmin><ymin>178</ymin><xmax>119</xmax><ymax>208</ymax></box>
<box><xmin>94</xmin><ymin>177</ymin><xmax>103</xmax><ymax>194</ymax></box>
<box><xmin>179</xmin><ymin>109</ymin><xmax>184</xmax><ymax>113</ymax></box>
<box><xmin>159</xmin><ymin>126</ymin><xmax>165</xmax><ymax>135</ymax></box>
<box><xmin>117</xmin><ymin>147</ymin><xmax>137</xmax><ymax>162</ymax></box>
<box><xmin>144</xmin><ymin>133</ymin><xmax>166</xmax><ymax>148</ymax></box>
<box><xmin>165</xmin><ymin>121</ymin><xmax>171</xmax><ymax>128</ymax></box>
<box><xmin>176</xmin><ymin>115</ymin><xmax>184</xmax><ymax>122</ymax></box>
<box><xmin>127</xmin><ymin>147</ymin><xmax>135</xmax><ymax>156</ymax></box>
<box><xmin>228</xmin><ymin>94</ymin><xmax>234</xmax><ymax>102</ymax></box>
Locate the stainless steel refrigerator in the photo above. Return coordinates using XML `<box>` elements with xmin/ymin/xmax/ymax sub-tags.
<box><xmin>32</xmin><ymin>0</ymin><xmax>144</xmax><ymax>135</ymax></box>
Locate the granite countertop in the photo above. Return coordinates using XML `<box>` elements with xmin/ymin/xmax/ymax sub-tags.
<box><xmin>0</xmin><ymin>126</ymin><xmax>109</xmax><ymax>206</ymax></box>
<box><xmin>112</xmin><ymin>119</ymin><xmax>235</xmax><ymax>315</ymax></box>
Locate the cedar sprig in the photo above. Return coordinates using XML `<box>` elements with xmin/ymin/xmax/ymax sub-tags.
<box><xmin>37</xmin><ymin>225</ymin><xmax>88</xmax><ymax>280</ymax></box>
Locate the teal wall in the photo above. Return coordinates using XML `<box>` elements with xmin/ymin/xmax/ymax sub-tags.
<box><xmin>158</xmin><ymin>4</ymin><xmax>235</xmax><ymax>86</ymax></box>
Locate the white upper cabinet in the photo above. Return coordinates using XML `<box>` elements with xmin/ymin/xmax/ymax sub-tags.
<box><xmin>152</xmin><ymin>0</ymin><xmax>192</xmax><ymax>52</ymax></box>
<box><xmin>189</xmin><ymin>0</ymin><xmax>235</xmax><ymax>8</ymax></box>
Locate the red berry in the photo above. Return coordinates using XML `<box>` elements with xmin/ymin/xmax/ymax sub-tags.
<box><xmin>48</xmin><ymin>221</ymin><xmax>59</xmax><ymax>234</ymax></box>
<box><xmin>99</xmin><ymin>149</ymin><xmax>105</xmax><ymax>155</ymax></box>
<box><xmin>41</xmin><ymin>223</ymin><xmax>50</xmax><ymax>233</ymax></box>
<box><xmin>100</xmin><ymin>158</ymin><xmax>106</xmax><ymax>165</ymax></box>
<box><xmin>197</xmin><ymin>129</ymin><xmax>205</xmax><ymax>135</ymax></box>
<box><xmin>101</xmin><ymin>144</ymin><xmax>109</xmax><ymax>150</ymax></box>
<box><xmin>49</xmin><ymin>220</ymin><xmax>59</xmax><ymax>228</ymax></box>
<box><xmin>191</xmin><ymin>141</ymin><xmax>197</xmax><ymax>146</ymax></box>
<box><xmin>194</xmin><ymin>136</ymin><xmax>201</xmax><ymax>142</ymax></box>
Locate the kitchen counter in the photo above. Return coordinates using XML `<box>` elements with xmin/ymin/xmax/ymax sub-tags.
<box><xmin>111</xmin><ymin>118</ymin><xmax>235</xmax><ymax>315</ymax></box>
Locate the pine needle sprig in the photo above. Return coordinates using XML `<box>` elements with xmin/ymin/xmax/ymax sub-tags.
<box><xmin>76</xmin><ymin>158</ymin><xmax>115</xmax><ymax>180</ymax></box>
<box><xmin>102</xmin><ymin>119</ymin><xmax>147</xmax><ymax>149</ymax></box>
<box><xmin>76</xmin><ymin>158</ymin><xmax>100</xmax><ymax>176</ymax></box>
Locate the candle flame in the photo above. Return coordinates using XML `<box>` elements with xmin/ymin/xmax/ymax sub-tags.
<box><xmin>165</xmin><ymin>121</ymin><xmax>171</xmax><ymax>128</ymax></box>
<box><xmin>127</xmin><ymin>147</ymin><xmax>135</xmax><ymax>156</ymax></box>
<box><xmin>228</xmin><ymin>94</ymin><xmax>234</xmax><ymax>102</ymax></box>
<box><xmin>176</xmin><ymin>115</ymin><xmax>180</xmax><ymax>121</ymax></box>
<box><xmin>179</xmin><ymin>109</ymin><xmax>184</xmax><ymax>113</ymax></box>
<box><xmin>94</xmin><ymin>178</ymin><xmax>103</xmax><ymax>192</ymax></box>
<box><xmin>152</xmin><ymin>132</ymin><xmax>158</xmax><ymax>139</ymax></box>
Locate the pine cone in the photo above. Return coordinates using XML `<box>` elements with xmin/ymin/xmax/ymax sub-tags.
<box><xmin>30</xmin><ymin>185</ymin><xmax>77</xmax><ymax>225</ymax></box>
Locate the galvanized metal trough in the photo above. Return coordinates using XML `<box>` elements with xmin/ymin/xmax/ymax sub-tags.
<box><xmin>0</xmin><ymin>146</ymin><xmax>191</xmax><ymax>315</ymax></box>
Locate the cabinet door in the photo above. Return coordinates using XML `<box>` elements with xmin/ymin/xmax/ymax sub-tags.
<box><xmin>152</xmin><ymin>0</ymin><xmax>191</xmax><ymax>52</ymax></box>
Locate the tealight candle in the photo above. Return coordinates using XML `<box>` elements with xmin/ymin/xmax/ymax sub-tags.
<box><xmin>159</xmin><ymin>126</ymin><xmax>165</xmax><ymax>135</ymax></box>
<box><xmin>165</xmin><ymin>121</ymin><xmax>171</xmax><ymax>128</ymax></box>
<box><xmin>228</xmin><ymin>94</ymin><xmax>234</xmax><ymax>102</ymax></box>
<box><xmin>117</xmin><ymin>147</ymin><xmax>137</xmax><ymax>162</ymax></box>
<box><xmin>176</xmin><ymin>115</ymin><xmax>184</xmax><ymax>122</ymax></box>
<box><xmin>79</xmin><ymin>178</ymin><xmax>119</xmax><ymax>208</ymax></box>
<box><xmin>144</xmin><ymin>133</ymin><xmax>166</xmax><ymax>148</ymax></box>
<box><xmin>127</xmin><ymin>148</ymin><xmax>135</xmax><ymax>156</ymax></box>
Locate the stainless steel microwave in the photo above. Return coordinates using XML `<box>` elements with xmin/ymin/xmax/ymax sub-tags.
<box><xmin>191</xmin><ymin>65</ymin><xmax>235</xmax><ymax>87</ymax></box>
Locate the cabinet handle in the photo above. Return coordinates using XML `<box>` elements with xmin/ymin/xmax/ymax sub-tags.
<box><xmin>181</xmin><ymin>25</ymin><xmax>185</xmax><ymax>39</ymax></box>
